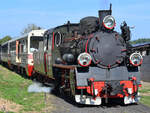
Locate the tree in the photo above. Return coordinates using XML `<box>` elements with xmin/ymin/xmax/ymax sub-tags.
<box><xmin>130</xmin><ymin>38</ymin><xmax>150</xmax><ymax>45</ymax></box>
<box><xmin>21</xmin><ymin>24</ymin><xmax>42</xmax><ymax>35</ymax></box>
<box><xmin>0</xmin><ymin>36</ymin><xmax>12</xmax><ymax>45</ymax></box>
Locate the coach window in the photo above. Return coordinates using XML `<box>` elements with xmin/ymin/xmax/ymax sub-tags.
<box><xmin>20</xmin><ymin>44</ymin><xmax>23</xmax><ymax>53</ymax></box>
<box><xmin>21</xmin><ymin>43</ymin><xmax>26</xmax><ymax>53</ymax></box>
<box><xmin>26</xmin><ymin>39</ymin><xmax>28</xmax><ymax>52</ymax></box>
<box><xmin>23</xmin><ymin>40</ymin><xmax>27</xmax><ymax>52</ymax></box>
<box><xmin>30</xmin><ymin>36</ymin><xmax>43</xmax><ymax>52</ymax></box>
<box><xmin>19</xmin><ymin>40</ymin><xmax>23</xmax><ymax>53</ymax></box>
<box><xmin>146</xmin><ymin>50</ymin><xmax>150</xmax><ymax>55</ymax></box>
<box><xmin>2</xmin><ymin>44</ymin><xmax>8</xmax><ymax>54</ymax></box>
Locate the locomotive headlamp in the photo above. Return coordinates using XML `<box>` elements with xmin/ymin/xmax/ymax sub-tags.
<box><xmin>129</xmin><ymin>52</ymin><xmax>143</xmax><ymax>66</ymax></box>
<box><xmin>78</xmin><ymin>52</ymin><xmax>92</xmax><ymax>67</ymax></box>
<box><xmin>103</xmin><ymin>15</ymin><xmax>116</xmax><ymax>29</ymax></box>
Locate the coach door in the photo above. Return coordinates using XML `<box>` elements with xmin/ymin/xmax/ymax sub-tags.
<box><xmin>45</xmin><ymin>33</ymin><xmax>53</xmax><ymax>77</ymax></box>
<box><xmin>16</xmin><ymin>41</ymin><xmax>21</xmax><ymax>63</ymax></box>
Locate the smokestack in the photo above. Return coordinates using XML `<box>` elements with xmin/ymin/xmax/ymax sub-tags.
<box><xmin>110</xmin><ymin>3</ymin><xmax>112</xmax><ymax>11</ymax></box>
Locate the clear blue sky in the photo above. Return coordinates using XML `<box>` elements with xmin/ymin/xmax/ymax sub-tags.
<box><xmin>0</xmin><ymin>0</ymin><xmax>150</xmax><ymax>40</ymax></box>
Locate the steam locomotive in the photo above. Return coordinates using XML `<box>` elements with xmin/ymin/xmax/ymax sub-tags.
<box><xmin>33</xmin><ymin>4</ymin><xmax>143</xmax><ymax>105</ymax></box>
<box><xmin>0</xmin><ymin>4</ymin><xmax>143</xmax><ymax>105</ymax></box>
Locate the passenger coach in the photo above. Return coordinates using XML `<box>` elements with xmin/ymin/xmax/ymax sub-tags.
<box><xmin>0</xmin><ymin>30</ymin><xmax>46</xmax><ymax>76</ymax></box>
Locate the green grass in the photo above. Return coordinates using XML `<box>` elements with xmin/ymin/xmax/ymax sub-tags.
<box><xmin>140</xmin><ymin>96</ymin><xmax>150</xmax><ymax>107</ymax></box>
<box><xmin>0</xmin><ymin>65</ymin><xmax>47</xmax><ymax>112</ymax></box>
<box><xmin>139</xmin><ymin>85</ymin><xmax>150</xmax><ymax>107</ymax></box>
<box><xmin>139</xmin><ymin>89</ymin><xmax>150</xmax><ymax>93</ymax></box>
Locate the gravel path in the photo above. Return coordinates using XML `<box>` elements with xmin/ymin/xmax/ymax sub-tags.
<box><xmin>48</xmin><ymin>94</ymin><xmax>150</xmax><ymax>113</ymax></box>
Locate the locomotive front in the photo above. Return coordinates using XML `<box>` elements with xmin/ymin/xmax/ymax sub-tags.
<box><xmin>74</xmin><ymin>6</ymin><xmax>142</xmax><ymax>105</ymax></box>
<box><xmin>52</xmin><ymin>4</ymin><xmax>143</xmax><ymax>105</ymax></box>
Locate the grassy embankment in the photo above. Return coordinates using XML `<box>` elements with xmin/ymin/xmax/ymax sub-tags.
<box><xmin>139</xmin><ymin>81</ymin><xmax>150</xmax><ymax>107</ymax></box>
<box><xmin>0</xmin><ymin>65</ymin><xmax>52</xmax><ymax>113</ymax></box>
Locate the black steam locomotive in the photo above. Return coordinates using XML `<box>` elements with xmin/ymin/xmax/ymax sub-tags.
<box><xmin>33</xmin><ymin>4</ymin><xmax>143</xmax><ymax>105</ymax></box>
<box><xmin>0</xmin><ymin>4</ymin><xmax>143</xmax><ymax>105</ymax></box>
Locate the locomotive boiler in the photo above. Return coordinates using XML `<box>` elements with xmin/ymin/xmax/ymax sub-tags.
<box><xmin>33</xmin><ymin>4</ymin><xmax>143</xmax><ymax>105</ymax></box>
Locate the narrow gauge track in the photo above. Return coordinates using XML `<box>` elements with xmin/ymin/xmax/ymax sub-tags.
<box><xmin>49</xmin><ymin>94</ymin><xmax>150</xmax><ymax>113</ymax></box>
